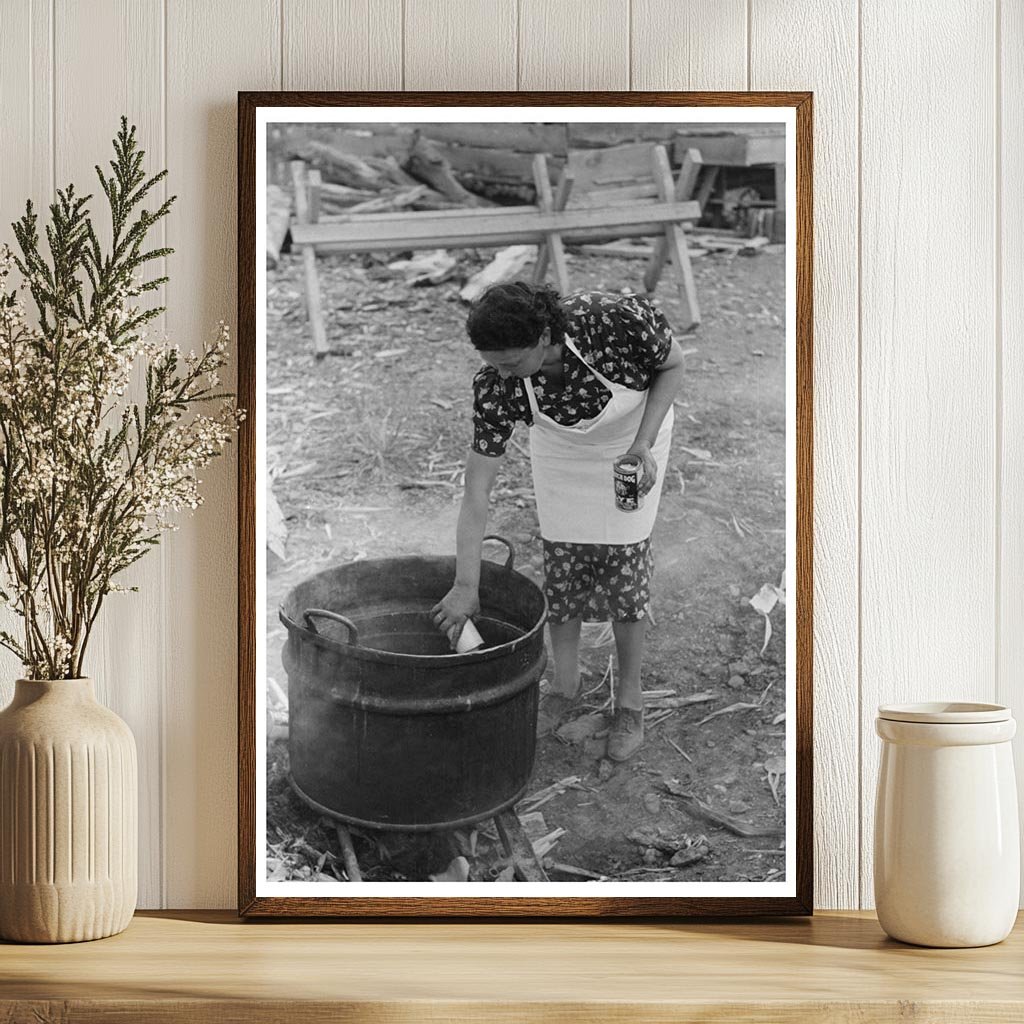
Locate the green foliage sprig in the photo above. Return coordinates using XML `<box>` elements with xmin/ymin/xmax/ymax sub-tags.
<box><xmin>0</xmin><ymin>117</ymin><xmax>242</xmax><ymax>679</ymax></box>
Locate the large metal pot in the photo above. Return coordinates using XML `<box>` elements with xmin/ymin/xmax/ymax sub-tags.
<box><xmin>279</xmin><ymin>536</ymin><xmax>547</xmax><ymax>831</ymax></box>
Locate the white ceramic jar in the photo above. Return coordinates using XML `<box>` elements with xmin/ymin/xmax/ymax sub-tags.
<box><xmin>874</xmin><ymin>702</ymin><xmax>1019</xmax><ymax>947</ymax></box>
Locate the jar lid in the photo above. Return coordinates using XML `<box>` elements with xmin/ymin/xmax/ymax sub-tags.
<box><xmin>877</xmin><ymin>701</ymin><xmax>1011</xmax><ymax>724</ymax></box>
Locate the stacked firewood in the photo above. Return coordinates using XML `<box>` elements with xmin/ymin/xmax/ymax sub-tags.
<box><xmin>266</xmin><ymin>131</ymin><xmax>498</xmax><ymax>268</ymax></box>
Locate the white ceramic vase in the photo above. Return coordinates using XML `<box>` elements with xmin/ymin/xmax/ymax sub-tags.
<box><xmin>0</xmin><ymin>678</ymin><xmax>137</xmax><ymax>943</ymax></box>
<box><xmin>874</xmin><ymin>702</ymin><xmax>1019</xmax><ymax>947</ymax></box>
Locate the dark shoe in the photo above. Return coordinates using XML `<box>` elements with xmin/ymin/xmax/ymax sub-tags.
<box><xmin>536</xmin><ymin>684</ymin><xmax>580</xmax><ymax>737</ymax></box>
<box><xmin>607</xmin><ymin>707</ymin><xmax>645</xmax><ymax>761</ymax></box>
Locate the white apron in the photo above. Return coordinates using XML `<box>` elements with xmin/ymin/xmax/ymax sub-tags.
<box><xmin>524</xmin><ymin>336</ymin><xmax>674</xmax><ymax>545</ymax></box>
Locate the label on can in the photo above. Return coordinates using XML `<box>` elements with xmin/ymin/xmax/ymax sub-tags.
<box><xmin>614</xmin><ymin>454</ymin><xmax>644</xmax><ymax>512</ymax></box>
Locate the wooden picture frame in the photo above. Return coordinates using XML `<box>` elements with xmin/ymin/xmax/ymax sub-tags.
<box><xmin>238</xmin><ymin>91</ymin><xmax>813</xmax><ymax>917</ymax></box>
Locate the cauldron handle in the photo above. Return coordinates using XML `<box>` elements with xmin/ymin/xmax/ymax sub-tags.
<box><xmin>482</xmin><ymin>534</ymin><xmax>515</xmax><ymax>571</ymax></box>
<box><xmin>303</xmin><ymin>609</ymin><xmax>359</xmax><ymax>645</ymax></box>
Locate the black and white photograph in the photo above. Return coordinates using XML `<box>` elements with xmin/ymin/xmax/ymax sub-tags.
<box><xmin>244</xmin><ymin>100</ymin><xmax>808</xmax><ymax>911</ymax></box>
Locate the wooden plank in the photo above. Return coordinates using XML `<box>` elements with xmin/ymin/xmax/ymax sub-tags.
<box><xmin>566</xmin><ymin>142</ymin><xmax>663</xmax><ymax>191</ymax></box>
<box><xmin>266</xmin><ymin>185</ymin><xmax>291</xmax><ymax>267</ymax></box>
<box><xmin>673</xmin><ymin>133</ymin><xmax>787</xmax><ymax>168</ymax></box>
<box><xmin>53</xmin><ymin>0</ymin><xmax>166</xmax><ymax>911</ymax></box>
<box><xmin>307</xmin><ymin>169</ymin><xmax>323</xmax><ymax>223</ymax></box>
<box><xmin>290</xmin><ymin>161</ymin><xmax>329</xmax><ymax>357</ymax></box>
<box><xmin>647</xmin><ymin>146</ymin><xmax>699</xmax><ymax>325</ymax></box>
<box><xmin>519</xmin><ymin>0</ymin><xmax>629</xmax><ymax>90</ymax></box>
<box><xmin>434</xmin><ymin>141</ymin><xmax>564</xmax><ymax>185</ymax></box>
<box><xmin>859</xmin><ymin>1</ymin><xmax>997</xmax><ymax>909</ymax></box>
<box><xmin>164</xmin><ymin>0</ymin><xmax>280</xmax><ymax>909</ymax></box>
<box><xmin>6</xmin><ymin>911</ymin><xmax>1024</xmax><ymax>1016</ymax></box>
<box><xmin>282</xmin><ymin>0</ymin><xmax>402</xmax><ymax>89</ymax></box>
<box><xmin>531</xmin><ymin>153</ymin><xmax>571</xmax><ymax>294</ymax></box>
<box><xmin>695</xmin><ymin>165</ymin><xmax>720</xmax><ymax>212</ymax></box>
<box><xmin>1000</xmin><ymin>0</ymin><xmax>1024</xmax><ymax>906</ymax></box>
<box><xmin>569</xmin><ymin>183</ymin><xmax>661</xmax><ymax>207</ymax></box>
<box><xmin>645</xmin><ymin>147</ymin><xmax>702</xmax><ymax>294</ymax></box>
<box><xmin>631</xmin><ymin>0</ymin><xmax>747</xmax><ymax>90</ymax></box>
<box><xmin>404</xmin><ymin>0</ymin><xmax>516</xmax><ymax>90</ymax></box>
<box><xmin>568</xmin><ymin>123</ymin><xmax>684</xmax><ymax>148</ymax></box>
<box><xmin>414</xmin><ymin>123</ymin><xmax>568</xmax><ymax>154</ymax></box>
<box><xmin>291</xmin><ymin>200</ymin><xmax>702</xmax><ymax>251</ymax></box>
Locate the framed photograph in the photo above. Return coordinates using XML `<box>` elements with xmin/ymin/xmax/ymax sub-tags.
<box><xmin>238</xmin><ymin>91</ymin><xmax>812</xmax><ymax>917</ymax></box>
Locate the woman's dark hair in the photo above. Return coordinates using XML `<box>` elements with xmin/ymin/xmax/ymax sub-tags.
<box><xmin>465</xmin><ymin>281</ymin><xmax>570</xmax><ymax>351</ymax></box>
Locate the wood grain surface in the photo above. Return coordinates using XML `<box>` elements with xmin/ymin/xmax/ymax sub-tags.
<box><xmin>519</xmin><ymin>0</ymin><xmax>629</xmax><ymax>91</ymax></box>
<box><xmin>750</xmin><ymin>0</ymin><xmax>860</xmax><ymax>912</ymax></box>
<box><xmin>163</xmin><ymin>0</ymin><xmax>280</xmax><ymax>908</ymax></box>
<box><xmin>283</xmin><ymin>0</ymin><xmax>402</xmax><ymax>91</ymax></box>
<box><xmin>632</xmin><ymin>0</ymin><xmax>747</xmax><ymax>92</ymax></box>
<box><xmin>1</xmin><ymin>910</ymin><xmax>1023</xmax><ymax>1023</ymax></box>
<box><xmin>405</xmin><ymin>0</ymin><xmax>518</xmax><ymax>91</ymax></box>
<box><xmin>858</xmin><ymin>1</ymin><xmax>999</xmax><ymax>909</ymax></box>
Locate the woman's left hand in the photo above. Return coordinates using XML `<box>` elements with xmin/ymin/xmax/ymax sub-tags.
<box><xmin>623</xmin><ymin>443</ymin><xmax>657</xmax><ymax>496</ymax></box>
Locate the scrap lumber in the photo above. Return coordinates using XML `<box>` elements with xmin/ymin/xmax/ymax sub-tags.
<box><xmin>652</xmin><ymin>147</ymin><xmax>699</xmax><ymax>322</ymax></box>
<box><xmin>345</xmin><ymin>185</ymin><xmax>430</xmax><ymax>214</ymax></box>
<box><xmin>318</xmin><ymin>181</ymin><xmax>379</xmax><ymax>206</ymax></box>
<box><xmin>291</xmin><ymin>200</ymin><xmax>702</xmax><ymax>253</ymax></box>
<box><xmin>405</xmin><ymin>132</ymin><xmax>490</xmax><ymax>207</ymax></box>
<box><xmin>532</xmin><ymin>154</ymin><xmax>573</xmax><ymax>293</ymax></box>
<box><xmin>334</xmin><ymin>824</ymin><xmax>363</xmax><ymax>882</ymax></box>
<box><xmin>644</xmin><ymin>147</ymin><xmax>702</xmax><ymax>296</ymax></box>
<box><xmin>672</xmin><ymin>132</ymin><xmax>785</xmax><ymax>168</ymax></box>
<box><xmin>495</xmin><ymin>809</ymin><xmax>550</xmax><ymax>882</ymax></box>
<box><xmin>415</xmin><ymin>122</ymin><xmax>569</xmax><ymax>154</ymax></box>
<box><xmin>289</xmin><ymin>160</ymin><xmax>329</xmax><ymax>358</ymax></box>
<box><xmin>437</xmin><ymin>143</ymin><xmax>565</xmax><ymax>188</ymax></box>
<box><xmin>307</xmin><ymin>169</ymin><xmax>322</xmax><ymax>223</ymax></box>
<box><xmin>368</xmin><ymin>154</ymin><xmax>422</xmax><ymax>188</ymax></box>
<box><xmin>299</xmin><ymin>140</ymin><xmax>390</xmax><ymax>190</ymax></box>
<box><xmin>460</xmin><ymin>245</ymin><xmax>535</xmax><ymax>303</ymax></box>
<box><xmin>568</xmin><ymin>123</ymin><xmax>681</xmax><ymax>148</ymax></box>
<box><xmin>266</xmin><ymin>184</ymin><xmax>291</xmax><ymax>268</ymax></box>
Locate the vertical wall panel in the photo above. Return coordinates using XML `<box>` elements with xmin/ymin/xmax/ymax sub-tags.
<box><xmin>53</xmin><ymin>0</ymin><xmax>166</xmax><ymax>909</ymax></box>
<box><xmin>283</xmin><ymin>0</ymin><xmax>402</xmax><ymax>90</ymax></box>
<box><xmin>519</xmin><ymin>0</ymin><xmax>629</xmax><ymax>90</ymax></box>
<box><xmin>0</xmin><ymin>2</ymin><xmax>53</xmax><ymax>698</ymax></box>
<box><xmin>404</xmin><ymin>0</ymin><xmax>517</xmax><ymax>90</ymax></box>
<box><xmin>1</xmin><ymin>0</ymin><xmax>1018</xmax><ymax>912</ymax></box>
<box><xmin>860</xmin><ymin>0</ymin><xmax>998</xmax><ymax>908</ymax></box>
<box><xmin>632</xmin><ymin>0</ymin><xmax>747</xmax><ymax>91</ymax></box>
<box><xmin>164</xmin><ymin>0</ymin><xmax>280</xmax><ymax>908</ymax></box>
<box><xmin>751</xmin><ymin>1</ymin><xmax>860</xmax><ymax>910</ymax></box>
<box><xmin>1000</xmin><ymin>0</ymin><xmax>1024</xmax><ymax>900</ymax></box>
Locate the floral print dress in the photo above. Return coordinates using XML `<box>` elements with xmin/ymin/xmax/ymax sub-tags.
<box><xmin>471</xmin><ymin>291</ymin><xmax>674</xmax><ymax>624</ymax></box>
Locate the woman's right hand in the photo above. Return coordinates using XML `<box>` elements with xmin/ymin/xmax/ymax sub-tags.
<box><xmin>431</xmin><ymin>583</ymin><xmax>480</xmax><ymax>644</ymax></box>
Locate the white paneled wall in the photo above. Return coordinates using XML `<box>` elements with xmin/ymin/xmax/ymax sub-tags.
<box><xmin>0</xmin><ymin>0</ymin><xmax>1017</xmax><ymax>910</ymax></box>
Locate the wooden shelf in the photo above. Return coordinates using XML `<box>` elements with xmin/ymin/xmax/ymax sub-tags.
<box><xmin>2</xmin><ymin>910</ymin><xmax>1022</xmax><ymax>1022</ymax></box>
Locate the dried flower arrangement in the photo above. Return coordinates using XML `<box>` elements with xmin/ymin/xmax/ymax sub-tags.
<box><xmin>0</xmin><ymin>117</ymin><xmax>242</xmax><ymax>679</ymax></box>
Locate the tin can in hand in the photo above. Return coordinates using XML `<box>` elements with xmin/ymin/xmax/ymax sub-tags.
<box><xmin>614</xmin><ymin>454</ymin><xmax>644</xmax><ymax>512</ymax></box>
<box><xmin>447</xmin><ymin>617</ymin><xmax>485</xmax><ymax>654</ymax></box>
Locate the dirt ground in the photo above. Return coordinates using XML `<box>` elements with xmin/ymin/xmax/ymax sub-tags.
<box><xmin>264</xmin><ymin>241</ymin><xmax>788</xmax><ymax>885</ymax></box>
